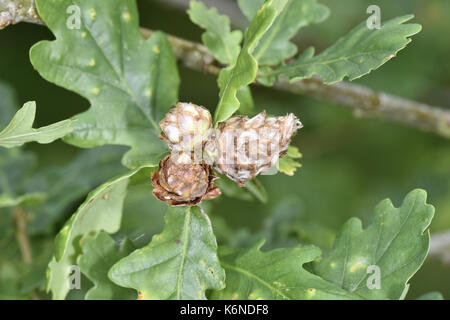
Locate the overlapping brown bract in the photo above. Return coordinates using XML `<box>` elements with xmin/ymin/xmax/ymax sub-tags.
<box><xmin>152</xmin><ymin>102</ymin><xmax>302</xmax><ymax>205</ymax></box>
<box><xmin>152</xmin><ymin>155</ymin><xmax>220</xmax><ymax>206</ymax></box>
<box><xmin>206</xmin><ymin>111</ymin><xmax>302</xmax><ymax>186</ymax></box>
<box><xmin>159</xmin><ymin>102</ymin><xmax>212</xmax><ymax>151</ymax></box>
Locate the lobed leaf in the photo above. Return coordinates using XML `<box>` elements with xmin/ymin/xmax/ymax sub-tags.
<box><xmin>213</xmin><ymin>0</ymin><xmax>289</xmax><ymax>124</ymax></box>
<box><xmin>259</xmin><ymin>15</ymin><xmax>422</xmax><ymax>84</ymax></box>
<box><xmin>188</xmin><ymin>1</ymin><xmax>242</xmax><ymax>65</ymax></box>
<box><xmin>238</xmin><ymin>0</ymin><xmax>330</xmax><ymax>66</ymax></box>
<box><xmin>0</xmin><ymin>84</ymin><xmax>43</xmax><ymax>208</ymax></box>
<box><xmin>0</xmin><ymin>101</ymin><xmax>72</xmax><ymax>148</ymax></box>
<box><xmin>78</xmin><ymin>232</ymin><xmax>137</xmax><ymax>300</ymax></box>
<box><xmin>46</xmin><ymin>170</ymin><xmax>135</xmax><ymax>299</ymax></box>
<box><xmin>209</xmin><ymin>240</ymin><xmax>358</xmax><ymax>300</ymax></box>
<box><xmin>188</xmin><ymin>1</ymin><xmax>256</xmax><ymax>118</ymax></box>
<box><xmin>314</xmin><ymin>189</ymin><xmax>434</xmax><ymax>300</ymax></box>
<box><xmin>30</xmin><ymin>0</ymin><xmax>179</xmax><ymax>168</ymax></box>
<box><xmin>109</xmin><ymin>206</ymin><xmax>225</xmax><ymax>300</ymax></box>
<box><xmin>236</xmin><ymin>86</ymin><xmax>255</xmax><ymax>115</ymax></box>
<box><xmin>278</xmin><ymin>145</ymin><xmax>302</xmax><ymax>176</ymax></box>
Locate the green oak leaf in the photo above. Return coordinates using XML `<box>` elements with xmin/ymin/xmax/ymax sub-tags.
<box><xmin>46</xmin><ymin>170</ymin><xmax>137</xmax><ymax>300</ymax></box>
<box><xmin>30</xmin><ymin>0</ymin><xmax>179</xmax><ymax>168</ymax></box>
<box><xmin>278</xmin><ymin>145</ymin><xmax>302</xmax><ymax>176</ymax></box>
<box><xmin>0</xmin><ymin>76</ymin><xmax>125</xmax><ymax>229</ymax></box>
<box><xmin>0</xmin><ymin>84</ymin><xmax>42</xmax><ymax>208</ymax></box>
<box><xmin>236</xmin><ymin>0</ymin><xmax>264</xmax><ymax>21</ymax></box>
<box><xmin>213</xmin><ymin>0</ymin><xmax>289</xmax><ymax>124</ymax></box>
<box><xmin>188</xmin><ymin>1</ymin><xmax>242</xmax><ymax>65</ymax></box>
<box><xmin>187</xmin><ymin>1</ymin><xmax>255</xmax><ymax>117</ymax></box>
<box><xmin>109</xmin><ymin>206</ymin><xmax>225</xmax><ymax>300</ymax></box>
<box><xmin>238</xmin><ymin>0</ymin><xmax>330</xmax><ymax>66</ymax></box>
<box><xmin>0</xmin><ymin>101</ymin><xmax>72</xmax><ymax>148</ymax></box>
<box><xmin>259</xmin><ymin>15</ymin><xmax>422</xmax><ymax>84</ymax></box>
<box><xmin>78</xmin><ymin>232</ymin><xmax>137</xmax><ymax>300</ymax></box>
<box><xmin>209</xmin><ymin>240</ymin><xmax>358</xmax><ymax>300</ymax></box>
<box><xmin>314</xmin><ymin>189</ymin><xmax>434</xmax><ymax>300</ymax></box>
<box><xmin>236</xmin><ymin>86</ymin><xmax>255</xmax><ymax>116</ymax></box>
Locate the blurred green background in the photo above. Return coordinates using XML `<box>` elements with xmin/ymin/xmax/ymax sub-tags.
<box><xmin>0</xmin><ymin>0</ymin><xmax>449</xmax><ymax>299</ymax></box>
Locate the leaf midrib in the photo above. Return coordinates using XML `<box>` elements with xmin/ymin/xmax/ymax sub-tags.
<box><xmin>0</xmin><ymin>121</ymin><xmax>70</xmax><ymax>142</ymax></box>
<box><xmin>175</xmin><ymin>207</ymin><xmax>191</xmax><ymax>299</ymax></box>
<box><xmin>260</xmin><ymin>49</ymin><xmax>398</xmax><ymax>78</ymax></box>
<box><xmin>220</xmin><ymin>261</ymin><xmax>290</xmax><ymax>299</ymax></box>
<box><xmin>253</xmin><ymin>1</ymin><xmax>289</xmax><ymax>61</ymax></box>
<box><xmin>351</xmin><ymin>196</ymin><xmax>420</xmax><ymax>293</ymax></box>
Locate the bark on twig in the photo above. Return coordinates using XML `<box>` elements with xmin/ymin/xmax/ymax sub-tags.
<box><xmin>142</xmin><ymin>29</ymin><xmax>450</xmax><ymax>138</ymax></box>
<box><xmin>0</xmin><ymin>0</ymin><xmax>43</xmax><ymax>29</ymax></box>
<box><xmin>2</xmin><ymin>0</ymin><xmax>450</xmax><ymax>138</ymax></box>
<box><xmin>12</xmin><ymin>207</ymin><xmax>32</xmax><ymax>264</ymax></box>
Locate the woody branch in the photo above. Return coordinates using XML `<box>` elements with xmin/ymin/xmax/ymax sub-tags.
<box><xmin>1</xmin><ymin>0</ymin><xmax>450</xmax><ymax>139</ymax></box>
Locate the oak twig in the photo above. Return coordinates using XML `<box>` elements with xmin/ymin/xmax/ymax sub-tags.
<box><xmin>0</xmin><ymin>0</ymin><xmax>42</xmax><ymax>29</ymax></box>
<box><xmin>12</xmin><ymin>207</ymin><xmax>32</xmax><ymax>264</ymax></box>
<box><xmin>2</xmin><ymin>0</ymin><xmax>450</xmax><ymax>138</ymax></box>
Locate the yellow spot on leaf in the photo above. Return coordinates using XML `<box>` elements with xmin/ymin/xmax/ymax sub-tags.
<box><xmin>307</xmin><ymin>288</ymin><xmax>316</xmax><ymax>296</ymax></box>
<box><xmin>89</xmin><ymin>9</ymin><xmax>97</xmax><ymax>20</ymax></box>
<box><xmin>350</xmin><ymin>263</ymin><xmax>364</xmax><ymax>272</ymax></box>
<box><xmin>153</xmin><ymin>46</ymin><xmax>160</xmax><ymax>54</ymax></box>
<box><xmin>349</xmin><ymin>257</ymin><xmax>368</xmax><ymax>272</ymax></box>
<box><xmin>89</xmin><ymin>59</ymin><xmax>96</xmax><ymax>67</ymax></box>
<box><xmin>92</xmin><ymin>87</ymin><xmax>100</xmax><ymax>95</ymax></box>
<box><xmin>123</xmin><ymin>12</ymin><xmax>131</xmax><ymax>21</ymax></box>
